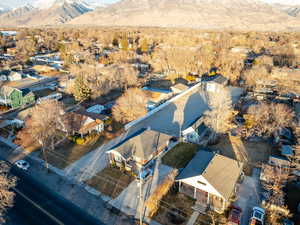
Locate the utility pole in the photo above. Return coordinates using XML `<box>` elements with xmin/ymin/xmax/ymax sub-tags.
<box><xmin>139</xmin><ymin>169</ymin><xmax>143</xmax><ymax>225</ymax></box>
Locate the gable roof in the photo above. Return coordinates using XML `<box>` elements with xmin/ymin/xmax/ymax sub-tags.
<box><xmin>177</xmin><ymin>150</ymin><xmax>243</xmax><ymax>200</ymax></box>
<box><xmin>105</xmin><ymin>83</ymin><xmax>243</xmax><ymax>153</ymax></box>
<box><xmin>171</xmin><ymin>83</ymin><xmax>189</xmax><ymax>92</ymax></box>
<box><xmin>1</xmin><ymin>86</ymin><xmax>19</xmax><ymax>97</ymax></box>
<box><xmin>109</xmin><ymin>128</ymin><xmax>171</xmax><ymax>164</ymax></box>
<box><xmin>21</xmin><ymin>88</ymin><xmax>32</xmax><ymax>96</ymax></box>
<box><xmin>202</xmin><ymin>75</ymin><xmax>228</xmax><ymax>85</ymax></box>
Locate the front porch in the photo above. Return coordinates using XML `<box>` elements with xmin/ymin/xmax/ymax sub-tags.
<box><xmin>178</xmin><ymin>181</ymin><xmax>225</xmax><ymax>214</ymax></box>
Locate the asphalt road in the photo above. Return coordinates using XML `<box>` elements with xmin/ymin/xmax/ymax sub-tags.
<box><xmin>4</xmin><ymin>164</ymin><xmax>105</xmax><ymax>225</ymax></box>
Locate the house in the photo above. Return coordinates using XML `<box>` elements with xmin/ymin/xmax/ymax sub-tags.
<box><xmin>6</xmin><ymin>47</ymin><xmax>17</xmax><ymax>55</ymax></box>
<box><xmin>125</xmin><ymin>82</ymin><xmax>243</xmax><ymax>141</ymax></box>
<box><xmin>33</xmin><ymin>65</ymin><xmax>57</xmax><ymax>74</ymax></box>
<box><xmin>201</xmin><ymin>75</ymin><xmax>229</xmax><ymax>93</ymax></box>
<box><xmin>7</xmin><ymin>71</ymin><xmax>22</xmax><ymax>81</ymax></box>
<box><xmin>0</xmin><ymin>86</ymin><xmax>35</xmax><ymax>108</ymax></box>
<box><xmin>171</xmin><ymin>83</ymin><xmax>189</xmax><ymax>94</ymax></box>
<box><xmin>142</xmin><ymin>87</ymin><xmax>173</xmax><ymax>111</ymax></box>
<box><xmin>177</xmin><ymin>150</ymin><xmax>243</xmax><ymax>213</ymax></box>
<box><xmin>69</xmin><ymin>112</ymin><xmax>105</xmax><ymax>137</ymax></box>
<box><xmin>75</xmin><ymin>108</ymin><xmax>112</xmax><ymax>127</ymax></box>
<box><xmin>107</xmin><ymin>128</ymin><xmax>173</xmax><ymax>174</ymax></box>
<box><xmin>103</xmin><ymin>82</ymin><xmax>243</xmax><ymax>174</ymax></box>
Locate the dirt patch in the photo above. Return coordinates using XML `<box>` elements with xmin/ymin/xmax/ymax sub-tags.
<box><xmin>195</xmin><ymin>211</ymin><xmax>227</xmax><ymax>225</ymax></box>
<box><xmin>43</xmin><ymin>134</ymin><xmax>105</xmax><ymax>169</ymax></box>
<box><xmin>208</xmin><ymin>135</ymin><xmax>273</xmax><ymax>175</ymax></box>
<box><xmin>86</xmin><ymin>166</ymin><xmax>134</xmax><ymax>199</ymax></box>
<box><xmin>153</xmin><ymin>189</ymin><xmax>195</xmax><ymax>225</ymax></box>
<box><xmin>162</xmin><ymin>143</ymin><xmax>199</xmax><ymax>169</ymax></box>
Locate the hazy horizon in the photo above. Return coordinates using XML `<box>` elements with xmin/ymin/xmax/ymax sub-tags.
<box><xmin>1</xmin><ymin>0</ymin><xmax>299</xmax><ymax>8</ymax></box>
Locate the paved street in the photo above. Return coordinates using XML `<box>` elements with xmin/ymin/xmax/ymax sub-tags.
<box><xmin>0</xmin><ymin>141</ymin><xmax>136</xmax><ymax>225</ymax></box>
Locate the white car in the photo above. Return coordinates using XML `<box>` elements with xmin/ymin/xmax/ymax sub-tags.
<box><xmin>15</xmin><ymin>160</ymin><xmax>30</xmax><ymax>171</ymax></box>
<box><xmin>249</xmin><ymin>207</ymin><xmax>265</xmax><ymax>225</ymax></box>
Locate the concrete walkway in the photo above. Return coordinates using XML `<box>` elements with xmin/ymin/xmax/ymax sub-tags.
<box><xmin>63</xmin><ymin>136</ymin><xmax>121</xmax><ymax>181</ymax></box>
<box><xmin>109</xmin><ymin>164</ymin><xmax>173</xmax><ymax>217</ymax></box>
<box><xmin>234</xmin><ymin>168</ymin><xmax>261</xmax><ymax>225</ymax></box>
<box><xmin>186</xmin><ymin>211</ymin><xmax>200</xmax><ymax>225</ymax></box>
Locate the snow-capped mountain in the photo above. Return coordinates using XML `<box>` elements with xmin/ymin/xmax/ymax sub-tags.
<box><xmin>32</xmin><ymin>0</ymin><xmax>105</xmax><ymax>9</ymax></box>
<box><xmin>0</xmin><ymin>0</ymin><xmax>91</xmax><ymax>26</ymax></box>
<box><xmin>68</xmin><ymin>0</ymin><xmax>300</xmax><ymax>31</ymax></box>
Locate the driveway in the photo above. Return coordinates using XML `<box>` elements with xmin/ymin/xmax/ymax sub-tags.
<box><xmin>234</xmin><ymin>168</ymin><xmax>262</xmax><ymax>225</ymax></box>
<box><xmin>109</xmin><ymin>164</ymin><xmax>173</xmax><ymax>217</ymax></box>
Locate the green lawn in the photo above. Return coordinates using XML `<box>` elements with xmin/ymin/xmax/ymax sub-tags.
<box><xmin>162</xmin><ymin>142</ymin><xmax>199</xmax><ymax>169</ymax></box>
<box><xmin>86</xmin><ymin>166</ymin><xmax>134</xmax><ymax>199</ymax></box>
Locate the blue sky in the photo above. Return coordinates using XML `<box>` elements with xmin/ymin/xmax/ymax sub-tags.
<box><xmin>1</xmin><ymin>0</ymin><xmax>299</xmax><ymax>8</ymax></box>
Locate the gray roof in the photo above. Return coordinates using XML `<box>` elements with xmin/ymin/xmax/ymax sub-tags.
<box><xmin>111</xmin><ymin>129</ymin><xmax>171</xmax><ymax>164</ymax></box>
<box><xmin>124</xmin><ymin>83</ymin><xmax>243</xmax><ymax>138</ymax></box>
<box><xmin>106</xmin><ymin>83</ymin><xmax>243</xmax><ymax>152</ymax></box>
<box><xmin>202</xmin><ymin>75</ymin><xmax>228</xmax><ymax>85</ymax></box>
<box><xmin>177</xmin><ymin>150</ymin><xmax>243</xmax><ymax>200</ymax></box>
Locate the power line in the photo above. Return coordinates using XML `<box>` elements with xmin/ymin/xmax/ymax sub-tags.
<box><xmin>35</xmin><ymin>146</ymin><xmax>217</xmax><ymax>224</ymax></box>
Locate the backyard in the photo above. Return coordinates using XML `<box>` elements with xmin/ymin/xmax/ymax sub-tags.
<box><xmin>162</xmin><ymin>142</ymin><xmax>199</xmax><ymax>169</ymax></box>
<box><xmin>86</xmin><ymin>166</ymin><xmax>134</xmax><ymax>199</ymax></box>
<box><xmin>208</xmin><ymin>134</ymin><xmax>273</xmax><ymax>175</ymax></box>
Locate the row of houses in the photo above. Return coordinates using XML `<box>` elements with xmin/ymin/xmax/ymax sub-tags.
<box><xmin>104</xmin><ymin>75</ymin><xmax>244</xmax><ymax>213</ymax></box>
<box><xmin>0</xmin><ymin>76</ymin><xmax>58</xmax><ymax>108</ymax></box>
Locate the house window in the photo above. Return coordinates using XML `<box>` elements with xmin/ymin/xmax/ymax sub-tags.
<box><xmin>197</xmin><ymin>181</ymin><xmax>206</xmax><ymax>186</ymax></box>
<box><xmin>114</xmin><ymin>154</ymin><xmax>123</xmax><ymax>163</ymax></box>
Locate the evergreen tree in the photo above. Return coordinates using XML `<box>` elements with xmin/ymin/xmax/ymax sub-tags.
<box><xmin>73</xmin><ymin>75</ymin><xmax>91</xmax><ymax>102</ymax></box>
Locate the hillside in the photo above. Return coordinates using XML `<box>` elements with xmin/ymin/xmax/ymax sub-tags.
<box><xmin>68</xmin><ymin>0</ymin><xmax>300</xmax><ymax>31</ymax></box>
<box><xmin>0</xmin><ymin>0</ymin><xmax>91</xmax><ymax>26</ymax></box>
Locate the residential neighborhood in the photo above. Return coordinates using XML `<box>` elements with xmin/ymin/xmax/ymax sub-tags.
<box><xmin>0</xmin><ymin>11</ymin><xmax>300</xmax><ymax>225</ymax></box>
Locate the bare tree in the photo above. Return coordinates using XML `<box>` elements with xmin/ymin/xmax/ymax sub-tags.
<box><xmin>247</xmin><ymin>103</ymin><xmax>295</xmax><ymax>137</ymax></box>
<box><xmin>0</xmin><ymin>161</ymin><xmax>16</xmax><ymax>223</ymax></box>
<box><xmin>203</xmin><ymin>87</ymin><xmax>235</xmax><ymax>141</ymax></box>
<box><xmin>16</xmin><ymin>38</ymin><xmax>36</xmax><ymax>61</ymax></box>
<box><xmin>22</xmin><ymin>100</ymin><xmax>69</xmax><ymax>169</ymax></box>
<box><xmin>261</xmin><ymin>164</ymin><xmax>291</xmax><ymax>225</ymax></box>
<box><xmin>112</xmin><ymin>88</ymin><xmax>147</xmax><ymax>123</ymax></box>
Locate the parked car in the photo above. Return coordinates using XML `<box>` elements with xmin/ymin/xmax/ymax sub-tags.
<box><xmin>14</xmin><ymin>160</ymin><xmax>30</xmax><ymax>171</ymax></box>
<box><xmin>227</xmin><ymin>206</ymin><xmax>242</xmax><ymax>225</ymax></box>
<box><xmin>137</xmin><ymin>168</ymin><xmax>153</xmax><ymax>183</ymax></box>
<box><xmin>249</xmin><ymin>207</ymin><xmax>265</xmax><ymax>225</ymax></box>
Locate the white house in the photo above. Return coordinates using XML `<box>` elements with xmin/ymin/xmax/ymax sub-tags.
<box><xmin>177</xmin><ymin>150</ymin><xmax>243</xmax><ymax>213</ymax></box>
<box><xmin>202</xmin><ymin>75</ymin><xmax>229</xmax><ymax>93</ymax></box>
<box><xmin>8</xmin><ymin>71</ymin><xmax>22</xmax><ymax>81</ymax></box>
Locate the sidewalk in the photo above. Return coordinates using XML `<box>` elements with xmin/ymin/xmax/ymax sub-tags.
<box><xmin>1</xmin><ymin>141</ymin><xmax>163</xmax><ymax>225</ymax></box>
<box><xmin>0</xmin><ymin>143</ymin><xmax>132</xmax><ymax>225</ymax></box>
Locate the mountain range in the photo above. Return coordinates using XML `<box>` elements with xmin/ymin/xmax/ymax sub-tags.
<box><xmin>0</xmin><ymin>0</ymin><xmax>92</xmax><ymax>26</ymax></box>
<box><xmin>0</xmin><ymin>0</ymin><xmax>299</xmax><ymax>31</ymax></box>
